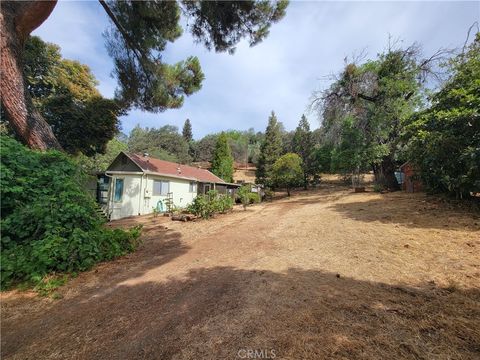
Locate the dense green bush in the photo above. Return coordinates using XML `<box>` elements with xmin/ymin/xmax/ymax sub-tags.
<box><xmin>216</xmin><ymin>194</ymin><xmax>234</xmax><ymax>213</ymax></box>
<box><xmin>404</xmin><ymin>35</ymin><xmax>480</xmax><ymax>198</ymax></box>
<box><xmin>187</xmin><ymin>194</ymin><xmax>215</xmax><ymax>219</ymax></box>
<box><xmin>236</xmin><ymin>185</ymin><xmax>261</xmax><ymax>209</ymax></box>
<box><xmin>0</xmin><ymin>136</ymin><xmax>141</xmax><ymax>288</ymax></box>
<box><xmin>272</xmin><ymin>153</ymin><xmax>304</xmax><ymax>196</ymax></box>
<box><xmin>187</xmin><ymin>190</ymin><xmax>234</xmax><ymax>218</ymax></box>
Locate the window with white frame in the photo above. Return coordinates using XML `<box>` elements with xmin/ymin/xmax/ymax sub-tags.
<box><xmin>189</xmin><ymin>181</ymin><xmax>197</xmax><ymax>193</ymax></box>
<box><xmin>153</xmin><ymin>180</ymin><xmax>169</xmax><ymax>196</ymax></box>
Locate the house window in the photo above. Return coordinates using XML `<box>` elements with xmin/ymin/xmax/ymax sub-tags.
<box><xmin>189</xmin><ymin>181</ymin><xmax>197</xmax><ymax>193</ymax></box>
<box><xmin>153</xmin><ymin>180</ymin><xmax>169</xmax><ymax>196</ymax></box>
<box><xmin>114</xmin><ymin>178</ymin><xmax>124</xmax><ymax>202</ymax></box>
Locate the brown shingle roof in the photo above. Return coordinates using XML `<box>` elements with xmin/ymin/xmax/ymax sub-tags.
<box><xmin>127</xmin><ymin>153</ymin><xmax>226</xmax><ymax>184</ymax></box>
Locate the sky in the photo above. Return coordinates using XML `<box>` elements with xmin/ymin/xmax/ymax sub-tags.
<box><xmin>33</xmin><ymin>1</ymin><xmax>479</xmax><ymax>139</ymax></box>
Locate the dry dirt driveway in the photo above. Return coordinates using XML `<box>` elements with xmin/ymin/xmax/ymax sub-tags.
<box><xmin>2</xmin><ymin>184</ymin><xmax>480</xmax><ymax>359</ymax></box>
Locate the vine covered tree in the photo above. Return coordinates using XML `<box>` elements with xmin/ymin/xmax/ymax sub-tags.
<box><xmin>0</xmin><ymin>0</ymin><xmax>288</xmax><ymax>150</ymax></box>
<box><xmin>313</xmin><ymin>41</ymin><xmax>448</xmax><ymax>190</ymax></box>
<box><xmin>211</xmin><ymin>132</ymin><xmax>234</xmax><ymax>183</ymax></box>
<box><xmin>256</xmin><ymin>111</ymin><xmax>283</xmax><ymax>186</ymax></box>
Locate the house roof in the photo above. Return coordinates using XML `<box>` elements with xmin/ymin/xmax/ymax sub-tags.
<box><xmin>125</xmin><ymin>153</ymin><xmax>227</xmax><ymax>184</ymax></box>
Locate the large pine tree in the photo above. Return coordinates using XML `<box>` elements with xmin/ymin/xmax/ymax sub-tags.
<box><xmin>0</xmin><ymin>1</ymin><xmax>288</xmax><ymax>150</ymax></box>
<box><xmin>211</xmin><ymin>132</ymin><xmax>234</xmax><ymax>183</ymax></box>
<box><xmin>292</xmin><ymin>114</ymin><xmax>314</xmax><ymax>189</ymax></box>
<box><xmin>256</xmin><ymin>111</ymin><xmax>283</xmax><ymax>186</ymax></box>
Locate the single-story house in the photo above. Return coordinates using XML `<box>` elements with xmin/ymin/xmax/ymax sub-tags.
<box><xmin>101</xmin><ymin>152</ymin><xmax>240</xmax><ymax>220</ymax></box>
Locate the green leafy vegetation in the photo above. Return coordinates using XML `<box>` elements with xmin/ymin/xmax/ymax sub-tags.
<box><xmin>256</xmin><ymin>111</ymin><xmax>284</xmax><ymax>186</ymax></box>
<box><xmin>293</xmin><ymin>114</ymin><xmax>315</xmax><ymax>189</ymax></box>
<box><xmin>313</xmin><ymin>42</ymin><xmax>427</xmax><ymax>189</ymax></box>
<box><xmin>308</xmin><ymin>35</ymin><xmax>479</xmax><ymax>198</ymax></box>
<box><xmin>187</xmin><ymin>190</ymin><xmax>234</xmax><ymax>219</ymax></box>
<box><xmin>2</xmin><ymin>1</ymin><xmax>288</xmax><ymax>150</ymax></box>
<box><xmin>23</xmin><ymin>36</ymin><xmax>120</xmax><ymax>156</ymax></box>
<box><xmin>76</xmin><ymin>137</ymin><xmax>128</xmax><ymax>173</ymax></box>
<box><xmin>127</xmin><ymin>125</ymin><xmax>191</xmax><ymax>163</ymax></box>
<box><xmin>0</xmin><ymin>136</ymin><xmax>142</xmax><ymax>289</ymax></box>
<box><xmin>104</xmin><ymin>0</ymin><xmax>288</xmax><ymax>112</ymax></box>
<box><xmin>211</xmin><ymin>132</ymin><xmax>234</xmax><ymax>182</ymax></box>
<box><xmin>237</xmin><ymin>185</ymin><xmax>261</xmax><ymax>210</ymax></box>
<box><xmin>330</xmin><ymin>116</ymin><xmax>371</xmax><ymax>186</ymax></box>
<box><xmin>272</xmin><ymin>153</ymin><xmax>304</xmax><ymax>196</ymax></box>
<box><xmin>182</xmin><ymin>119</ymin><xmax>193</xmax><ymax>143</ymax></box>
<box><xmin>404</xmin><ymin>34</ymin><xmax>480</xmax><ymax>198</ymax></box>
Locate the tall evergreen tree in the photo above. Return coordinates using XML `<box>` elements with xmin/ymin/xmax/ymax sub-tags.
<box><xmin>292</xmin><ymin>114</ymin><xmax>314</xmax><ymax>189</ymax></box>
<box><xmin>182</xmin><ymin>119</ymin><xmax>193</xmax><ymax>142</ymax></box>
<box><xmin>256</xmin><ymin>111</ymin><xmax>283</xmax><ymax>186</ymax></box>
<box><xmin>211</xmin><ymin>132</ymin><xmax>234</xmax><ymax>183</ymax></box>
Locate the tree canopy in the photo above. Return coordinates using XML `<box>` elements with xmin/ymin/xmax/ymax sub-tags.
<box><xmin>312</xmin><ymin>41</ymin><xmax>445</xmax><ymax>189</ymax></box>
<box><xmin>127</xmin><ymin>125</ymin><xmax>191</xmax><ymax>163</ymax></box>
<box><xmin>404</xmin><ymin>34</ymin><xmax>480</xmax><ymax>198</ymax></box>
<box><xmin>271</xmin><ymin>153</ymin><xmax>303</xmax><ymax>196</ymax></box>
<box><xmin>1</xmin><ymin>0</ymin><xmax>288</xmax><ymax>150</ymax></box>
<box><xmin>21</xmin><ymin>36</ymin><xmax>120</xmax><ymax>156</ymax></box>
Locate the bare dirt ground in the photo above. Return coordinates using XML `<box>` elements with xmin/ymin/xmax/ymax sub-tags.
<box><xmin>2</xmin><ymin>182</ymin><xmax>480</xmax><ymax>359</ymax></box>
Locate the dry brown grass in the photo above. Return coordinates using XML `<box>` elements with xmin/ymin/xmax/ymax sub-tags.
<box><xmin>2</xmin><ymin>184</ymin><xmax>479</xmax><ymax>359</ymax></box>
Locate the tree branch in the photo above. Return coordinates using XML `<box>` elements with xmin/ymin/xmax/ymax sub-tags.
<box><xmin>358</xmin><ymin>93</ymin><xmax>378</xmax><ymax>103</ymax></box>
<box><xmin>98</xmin><ymin>0</ymin><xmax>150</xmax><ymax>69</ymax></box>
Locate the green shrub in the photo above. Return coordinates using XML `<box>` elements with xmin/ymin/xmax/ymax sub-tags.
<box><xmin>248</xmin><ymin>192</ymin><xmax>261</xmax><ymax>204</ymax></box>
<box><xmin>237</xmin><ymin>185</ymin><xmax>260</xmax><ymax>209</ymax></box>
<box><xmin>217</xmin><ymin>194</ymin><xmax>234</xmax><ymax>213</ymax></box>
<box><xmin>187</xmin><ymin>194</ymin><xmax>216</xmax><ymax>219</ymax></box>
<box><xmin>0</xmin><ymin>136</ymin><xmax>142</xmax><ymax>289</ymax></box>
<box><xmin>187</xmin><ymin>190</ymin><xmax>234</xmax><ymax>218</ymax></box>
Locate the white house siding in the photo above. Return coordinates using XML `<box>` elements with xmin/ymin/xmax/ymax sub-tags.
<box><xmin>108</xmin><ymin>173</ymin><xmax>197</xmax><ymax>220</ymax></box>
<box><xmin>109</xmin><ymin>174</ymin><xmax>143</xmax><ymax>220</ymax></box>
<box><xmin>142</xmin><ymin>174</ymin><xmax>197</xmax><ymax>214</ymax></box>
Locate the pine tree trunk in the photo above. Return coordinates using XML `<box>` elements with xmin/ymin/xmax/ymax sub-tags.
<box><xmin>1</xmin><ymin>1</ymin><xmax>61</xmax><ymax>150</ymax></box>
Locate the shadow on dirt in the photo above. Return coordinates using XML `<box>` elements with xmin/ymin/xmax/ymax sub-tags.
<box><xmin>329</xmin><ymin>194</ymin><xmax>480</xmax><ymax>232</ymax></box>
<box><xmin>2</xmin><ymin>265</ymin><xmax>479</xmax><ymax>359</ymax></box>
